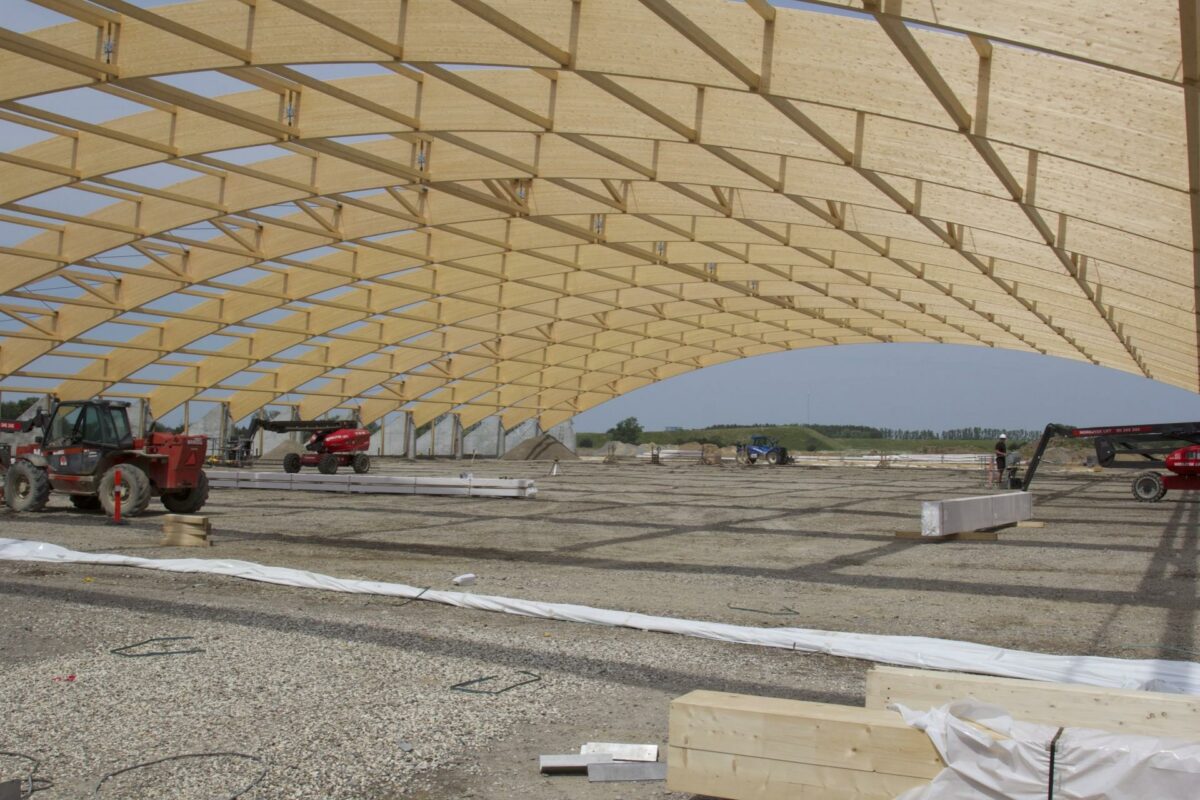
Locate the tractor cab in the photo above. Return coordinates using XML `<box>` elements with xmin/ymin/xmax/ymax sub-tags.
<box><xmin>737</xmin><ymin>435</ymin><xmax>790</xmax><ymax>465</ymax></box>
<box><xmin>43</xmin><ymin>400</ymin><xmax>134</xmax><ymax>451</ymax></box>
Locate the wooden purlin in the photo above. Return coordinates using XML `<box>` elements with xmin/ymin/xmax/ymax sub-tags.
<box><xmin>4</xmin><ymin>167</ymin><xmax>1190</xmax><ymax>371</ymax></box>
<box><xmin>861</xmin><ymin>2</ymin><xmax>1154</xmax><ymax>379</ymax></box>
<box><xmin>0</xmin><ymin>0</ymin><xmax>1195</xmax><ymax>426</ymax></box>
<box><xmin>640</xmin><ymin>1</ymin><xmax>1114</xmax><ymax>369</ymax></box>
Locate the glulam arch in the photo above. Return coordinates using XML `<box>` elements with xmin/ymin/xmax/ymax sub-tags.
<box><xmin>0</xmin><ymin>0</ymin><xmax>1195</xmax><ymax>431</ymax></box>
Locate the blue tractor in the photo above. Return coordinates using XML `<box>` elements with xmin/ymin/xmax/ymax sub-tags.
<box><xmin>736</xmin><ymin>435</ymin><xmax>791</xmax><ymax>465</ymax></box>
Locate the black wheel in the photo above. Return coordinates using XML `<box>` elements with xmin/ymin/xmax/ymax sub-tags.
<box><xmin>765</xmin><ymin>450</ymin><xmax>780</xmax><ymax>465</ymax></box>
<box><xmin>161</xmin><ymin>470</ymin><xmax>210</xmax><ymax>514</ymax></box>
<box><xmin>5</xmin><ymin>461</ymin><xmax>50</xmax><ymax>512</ymax></box>
<box><xmin>98</xmin><ymin>463</ymin><xmax>151</xmax><ymax>518</ymax></box>
<box><xmin>69</xmin><ymin>494</ymin><xmax>103</xmax><ymax>511</ymax></box>
<box><xmin>282</xmin><ymin>453</ymin><xmax>302</xmax><ymax>473</ymax></box>
<box><xmin>317</xmin><ymin>453</ymin><xmax>339</xmax><ymax>475</ymax></box>
<box><xmin>352</xmin><ymin>453</ymin><xmax>370</xmax><ymax>474</ymax></box>
<box><xmin>1131</xmin><ymin>471</ymin><xmax>1165</xmax><ymax>503</ymax></box>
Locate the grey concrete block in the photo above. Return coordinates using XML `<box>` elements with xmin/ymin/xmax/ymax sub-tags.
<box><xmin>586</xmin><ymin>761</ymin><xmax>667</xmax><ymax>782</ymax></box>
<box><xmin>539</xmin><ymin>753</ymin><xmax>613</xmax><ymax>774</ymax></box>
<box><xmin>921</xmin><ymin>491</ymin><xmax>1033</xmax><ymax>536</ymax></box>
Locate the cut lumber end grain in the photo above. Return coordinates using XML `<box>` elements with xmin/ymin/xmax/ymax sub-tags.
<box><xmin>864</xmin><ymin>666</ymin><xmax>1200</xmax><ymax>741</ymax></box>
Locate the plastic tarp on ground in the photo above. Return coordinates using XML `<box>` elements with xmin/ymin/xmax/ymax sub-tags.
<box><xmin>1</xmin><ymin>538</ymin><xmax>1198</xmax><ymax>695</ymax></box>
<box><xmin>893</xmin><ymin>700</ymin><xmax>1200</xmax><ymax>799</ymax></box>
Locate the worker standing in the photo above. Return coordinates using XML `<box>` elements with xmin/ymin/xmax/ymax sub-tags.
<box><xmin>993</xmin><ymin>433</ymin><xmax>1008</xmax><ymax>487</ymax></box>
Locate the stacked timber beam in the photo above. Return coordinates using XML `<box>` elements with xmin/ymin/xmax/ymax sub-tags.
<box><xmin>866</xmin><ymin>665</ymin><xmax>1200</xmax><ymax>739</ymax></box>
<box><xmin>161</xmin><ymin>514</ymin><xmax>212</xmax><ymax>547</ymax></box>
<box><xmin>668</xmin><ymin>667</ymin><xmax>1200</xmax><ymax>799</ymax></box>
<box><xmin>668</xmin><ymin>691</ymin><xmax>943</xmax><ymax>799</ymax></box>
<box><xmin>205</xmin><ymin>471</ymin><xmax>537</xmax><ymax>498</ymax></box>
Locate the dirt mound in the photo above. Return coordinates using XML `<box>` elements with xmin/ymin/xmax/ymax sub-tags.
<box><xmin>262</xmin><ymin>439</ymin><xmax>304</xmax><ymax>460</ymax></box>
<box><xmin>1028</xmin><ymin>445</ymin><xmax>1080</xmax><ymax>465</ymax></box>
<box><xmin>700</xmin><ymin>444</ymin><xmax>722</xmax><ymax>466</ymax></box>
<box><xmin>501</xmin><ymin>433</ymin><xmax>578</xmax><ymax>461</ymax></box>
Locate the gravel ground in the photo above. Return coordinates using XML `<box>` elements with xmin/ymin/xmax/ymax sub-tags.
<box><xmin>0</xmin><ymin>459</ymin><xmax>1196</xmax><ymax>798</ymax></box>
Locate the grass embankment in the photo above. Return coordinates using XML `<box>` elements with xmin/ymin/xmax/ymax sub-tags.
<box><xmin>577</xmin><ymin>425</ymin><xmax>1003</xmax><ymax>453</ymax></box>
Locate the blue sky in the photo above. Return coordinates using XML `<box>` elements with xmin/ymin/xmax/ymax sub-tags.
<box><xmin>573</xmin><ymin>344</ymin><xmax>1200</xmax><ymax>432</ymax></box>
<box><xmin>3</xmin><ymin>2</ymin><xmax>1198</xmax><ymax>433</ymax></box>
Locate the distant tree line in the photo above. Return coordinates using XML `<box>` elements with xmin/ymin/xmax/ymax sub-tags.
<box><xmin>700</xmin><ymin>421</ymin><xmax>1040</xmax><ymax>441</ymax></box>
<box><xmin>1</xmin><ymin>397</ymin><xmax>39</xmax><ymax>420</ymax></box>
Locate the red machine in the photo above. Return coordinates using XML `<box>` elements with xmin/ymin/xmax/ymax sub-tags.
<box><xmin>244</xmin><ymin>418</ymin><xmax>372</xmax><ymax>475</ymax></box>
<box><xmin>1</xmin><ymin>399</ymin><xmax>209</xmax><ymax>516</ymax></box>
<box><xmin>1019</xmin><ymin>421</ymin><xmax>1200</xmax><ymax>501</ymax></box>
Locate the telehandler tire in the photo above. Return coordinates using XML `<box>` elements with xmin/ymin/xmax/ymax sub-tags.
<box><xmin>99</xmin><ymin>463</ymin><xmax>151</xmax><ymax>517</ymax></box>
<box><xmin>5</xmin><ymin>460</ymin><xmax>50</xmax><ymax>512</ymax></box>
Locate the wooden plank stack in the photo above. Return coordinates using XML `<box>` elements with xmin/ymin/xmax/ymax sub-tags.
<box><xmin>161</xmin><ymin>514</ymin><xmax>212</xmax><ymax>547</ymax></box>
<box><xmin>668</xmin><ymin>691</ymin><xmax>944</xmax><ymax>799</ymax></box>
<box><xmin>668</xmin><ymin>667</ymin><xmax>1200</xmax><ymax>799</ymax></box>
<box><xmin>866</xmin><ymin>665</ymin><xmax>1200</xmax><ymax>740</ymax></box>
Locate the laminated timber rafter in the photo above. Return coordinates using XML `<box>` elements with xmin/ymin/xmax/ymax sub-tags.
<box><xmin>0</xmin><ymin>0</ymin><xmax>1196</xmax><ymax>429</ymax></box>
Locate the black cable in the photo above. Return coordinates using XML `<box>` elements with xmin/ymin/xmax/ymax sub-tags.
<box><xmin>727</xmin><ymin>603</ymin><xmax>797</xmax><ymax>616</ymax></box>
<box><xmin>1047</xmin><ymin>727</ymin><xmax>1064</xmax><ymax>800</ymax></box>
<box><xmin>451</xmin><ymin>670</ymin><xmax>542</xmax><ymax>695</ymax></box>
<box><xmin>394</xmin><ymin>587</ymin><xmax>430</xmax><ymax>608</ymax></box>
<box><xmin>93</xmin><ymin>752</ymin><xmax>266</xmax><ymax>799</ymax></box>
<box><xmin>0</xmin><ymin>750</ymin><xmax>50</xmax><ymax>798</ymax></box>
<box><xmin>110</xmin><ymin>636</ymin><xmax>204</xmax><ymax>658</ymax></box>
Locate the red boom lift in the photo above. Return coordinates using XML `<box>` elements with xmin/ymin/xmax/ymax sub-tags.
<box><xmin>1018</xmin><ymin>421</ymin><xmax>1200</xmax><ymax>502</ymax></box>
<box><xmin>1</xmin><ymin>399</ymin><xmax>210</xmax><ymax>516</ymax></box>
<box><xmin>241</xmin><ymin>417</ymin><xmax>372</xmax><ymax>475</ymax></box>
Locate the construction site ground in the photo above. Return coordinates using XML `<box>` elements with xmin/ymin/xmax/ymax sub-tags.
<box><xmin>1</xmin><ymin>461</ymin><xmax>1196</xmax><ymax>799</ymax></box>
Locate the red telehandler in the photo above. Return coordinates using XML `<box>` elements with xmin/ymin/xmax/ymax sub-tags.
<box><xmin>1</xmin><ymin>399</ymin><xmax>210</xmax><ymax>516</ymax></box>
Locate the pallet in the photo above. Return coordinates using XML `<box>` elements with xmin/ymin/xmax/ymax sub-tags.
<box><xmin>161</xmin><ymin>514</ymin><xmax>211</xmax><ymax>547</ymax></box>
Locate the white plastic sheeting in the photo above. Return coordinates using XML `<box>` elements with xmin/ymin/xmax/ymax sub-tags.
<box><xmin>893</xmin><ymin>700</ymin><xmax>1200</xmax><ymax>799</ymax></box>
<box><xmin>1</xmin><ymin>537</ymin><xmax>1198</xmax><ymax>695</ymax></box>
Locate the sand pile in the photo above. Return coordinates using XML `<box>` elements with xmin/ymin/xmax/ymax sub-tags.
<box><xmin>500</xmin><ymin>433</ymin><xmax>578</xmax><ymax>461</ymax></box>
<box><xmin>262</xmin><ymin>439</ymin><xmax>305</xmax><ymax>459</ymax></box>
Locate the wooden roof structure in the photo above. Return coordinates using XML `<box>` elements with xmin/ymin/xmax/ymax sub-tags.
<box><xmin>0</xmin><ymin>0</ymin><xmax>1196</xmax><ymax>429</ymax></box>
